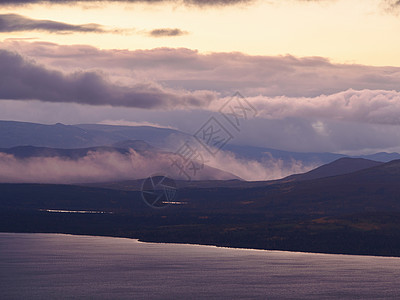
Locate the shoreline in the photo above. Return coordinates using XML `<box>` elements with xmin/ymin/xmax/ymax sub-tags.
<box><xmin>2</xmin><ymin>231</ymin><xmax>400</xmax><ymax>259</ymax></box>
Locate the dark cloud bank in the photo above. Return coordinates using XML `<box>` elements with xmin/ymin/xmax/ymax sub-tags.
<box><xmin>0</xmin><ymin>0</ymin><xmax>254</xmax><ymax>6</ymax></box>
<box><xmin>148</xmin><ymin>28</ymin><xmax>187</xmax><ymax>37</ymax></box>
<box><xmin>2</xmin><ymin>45</ymin><xmax>400</xmax><ymax>154</ymax></box>
<box><xmin>0</xmin><ymin>0</ymin><xmax>399</xmax><ymax>10</ymax></box>
<box><xmin>2</xmin><ymin>44</ymin><xmax>400</xmax><ymax>128</ymax></box>
<box><xmin>10</xmin><ymin>41</ymin><xmax>400</xmax><ymax>98</ymax></box>
<box><xmin>0</xmin><ymin>13</ymin><xmax>107</xmax><ymax>33</ymax></box>
<box><xmin>0</xmin><ymin>14</ymin><xmax>182</xmax><ymax>35</ymax></box>
<box><xmin>0</xmin><ymin>49</ymin><xmax>215</xmax><ymax>109</ymax></box>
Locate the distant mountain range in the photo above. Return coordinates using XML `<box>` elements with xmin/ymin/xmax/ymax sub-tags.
<box><xmin>0</xmin><ymin>141</ymin><xmax>156</xmax><ymax>159</ymax></box>
<box><xmin>1</xmin><ymin>120</ymin><xmax>399</xmax><ymax>167</ymax></box>
<box><xmin>224</xmin><ymin>144</ymin><xmax>400</xmax><ymax>164</ymax></box>
<box><xmin>0</xmin><ymin>120</ymin><xmax>188</xmax><ymax>149</ymax></box>
<box><xmin>0</xmin><ymin>142</ymin><xmax>387</xmax><ymax>185</ymax></box>
<box><xmin>0</xmin><ymin>121</ymin><xmax>400</xmax><ymax>180</ymax></box>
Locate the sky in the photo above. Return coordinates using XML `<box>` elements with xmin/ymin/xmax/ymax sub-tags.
<box><xmin>1</xmin><ymin>0</ymin><xmax>400</xmax><ymax>154</ymax></box>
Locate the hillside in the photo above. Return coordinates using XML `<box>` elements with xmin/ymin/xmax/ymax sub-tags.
<box><xmin>2</xmin><ymin>159</ymin><xmax>400</xmax><ymax>256</ymax></box>
<box><xmin>283</xmin><ymin>157</ymin><xmax>383</xmax><ymax>182</ymax></box>
<box><xmin>175</xmin><ymin>159</ymin><xmax>400</xmax><ymax>215</ymax></box>
<box><xmin>81</xmin><ymin>157</ymin><xmax>385</xmax><ymax>190</ymax></box>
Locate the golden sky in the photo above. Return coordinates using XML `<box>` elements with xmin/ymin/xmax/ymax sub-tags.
<box><xmin>1</xmin><ymin>0</ymin><xmax>400</xmax><ymax>66</ymax></box>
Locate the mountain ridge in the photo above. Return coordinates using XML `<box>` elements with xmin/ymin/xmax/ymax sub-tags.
<box><xmin>283</xmin><ymin>157</ymin><xmax>383</xmax><ymax>182</ymax></box>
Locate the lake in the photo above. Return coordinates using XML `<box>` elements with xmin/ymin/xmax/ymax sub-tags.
<box><xmin>1</xmin><ymin>233</ymin><xmax>400</xmax><ymax>299</ymax></box>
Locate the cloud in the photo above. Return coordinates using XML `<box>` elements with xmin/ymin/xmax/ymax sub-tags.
<box><xmin>5</xmin><ymin>41</ymin><xmax>400</xmax><ymax>99</ymax></box>
<box><xmin>194</xmin><ymin>147</ymin><xmax>316</xmax><ymax>181</ymax></box>
<box><xmin>0</xmin><ymin>14</ymin><xmax>110</xmax><ymax>33</ymax></box>
<box><xmin>0</xmin><ymin>15</ymin><xmax>186</xmax><ymax>37</ymax></box>
<box><xmin>148</xmin><ymin>28</ymin><xmax>188</xmax><ymax>37</ymax></box>
<box><xmin>0</xmin><ymin>49</ymin><xmax>216</xmax><ymax>109</ymax></box>
<box><xmin>3</xmin><ymin>43</ymin><xmax>400</xmax><ymax>154</ymax></box>
<box><xmin>382</xmin><ymin>0</ymin><xmax>400</xmax><ymax>13</ymax></box>
<box><xmin>0</xmin><ymin>0</ymin><xmax>255</xmax><ymax>7</ymax></box>
<box><xmin>242</xmin><ymin>89</ymin><xmax>400</xmax><ymax>126</ymax></box>
<box><xmin>0</xmin><ymin>0</ymin><xmax>397</xmax><ymax>15</ymax></box>
<box><xmin>3</xmin><ymin>98</ymin><xmax>400</xmax><ymax>154</ymax></box>
<box><xmin>3</xmin><ymin>44</ymin><xmax>400</xmax><ymax>127</ymax></box>
<box><xmin>0</xmin><ymin>145</ymin><xmax>315</xmax><ymax>183</ymax></box>
<box><xmin>0</xmin><ymin>149</ymin><xmax>239</xmax><ymax>184</ymax></box>
<box><xmin>183</xmin><ymin>0</ymin><xmax>253</xmax><ymax>5</ymax></box>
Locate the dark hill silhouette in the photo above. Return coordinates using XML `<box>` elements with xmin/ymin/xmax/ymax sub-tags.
<box><xmin>4</xmin><ymin>157</ymin><xmax>398</xmax><ymax>217</ymax></box>
<box><xmin>82</xmin><ymin>157</ymin><xmax>385</xmax><ymax>191</ymax></box>
<box><xmin>283</xmin><ymin>157</ymin><xmax>383</xmax><ymax>182</ymax></box>
<box><xmin>3</xmin><ymin>159</ymin><xmax>400</xmax><ymax>256</ymax></box>
<box><xmin>178</xmin><ymin>159</ymin><xmax>400</xmax><ymax>216</ymax></box>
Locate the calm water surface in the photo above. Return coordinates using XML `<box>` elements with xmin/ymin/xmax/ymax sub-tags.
<box><xmin>1</xmin><ymin>233</ymin><xmax>400</xmax><ymax>299</ymax></box>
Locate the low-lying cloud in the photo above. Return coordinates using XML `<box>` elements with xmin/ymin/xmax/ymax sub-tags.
<box><xmin>201</xmin><ymin>149</ymin><xmax>315</xmax><ymax>181</ymax></box>
<box><xmin>0</xmin><ymin>147</ymin><xmax>314</xmax><ymax>183</ymax></box>
<box><xmin>0</xmin><ymin>150</ymin><xmax>231</xmax><ymax>183</ymax></box>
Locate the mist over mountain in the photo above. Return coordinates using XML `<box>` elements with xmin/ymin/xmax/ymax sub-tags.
<box><xmin>2</xmin><ymin>120</ymin><xmax>400</xmax><ymax>162</ymax></box>
<box><xmin>0</xmin><ymin>142</ymin><xmax>240</xmax><ymax>183</ymax></box>
<box><xmin>1</xmin><ymin>120</ymin><xmax>400</xmax><ymax>182</ymax></box>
